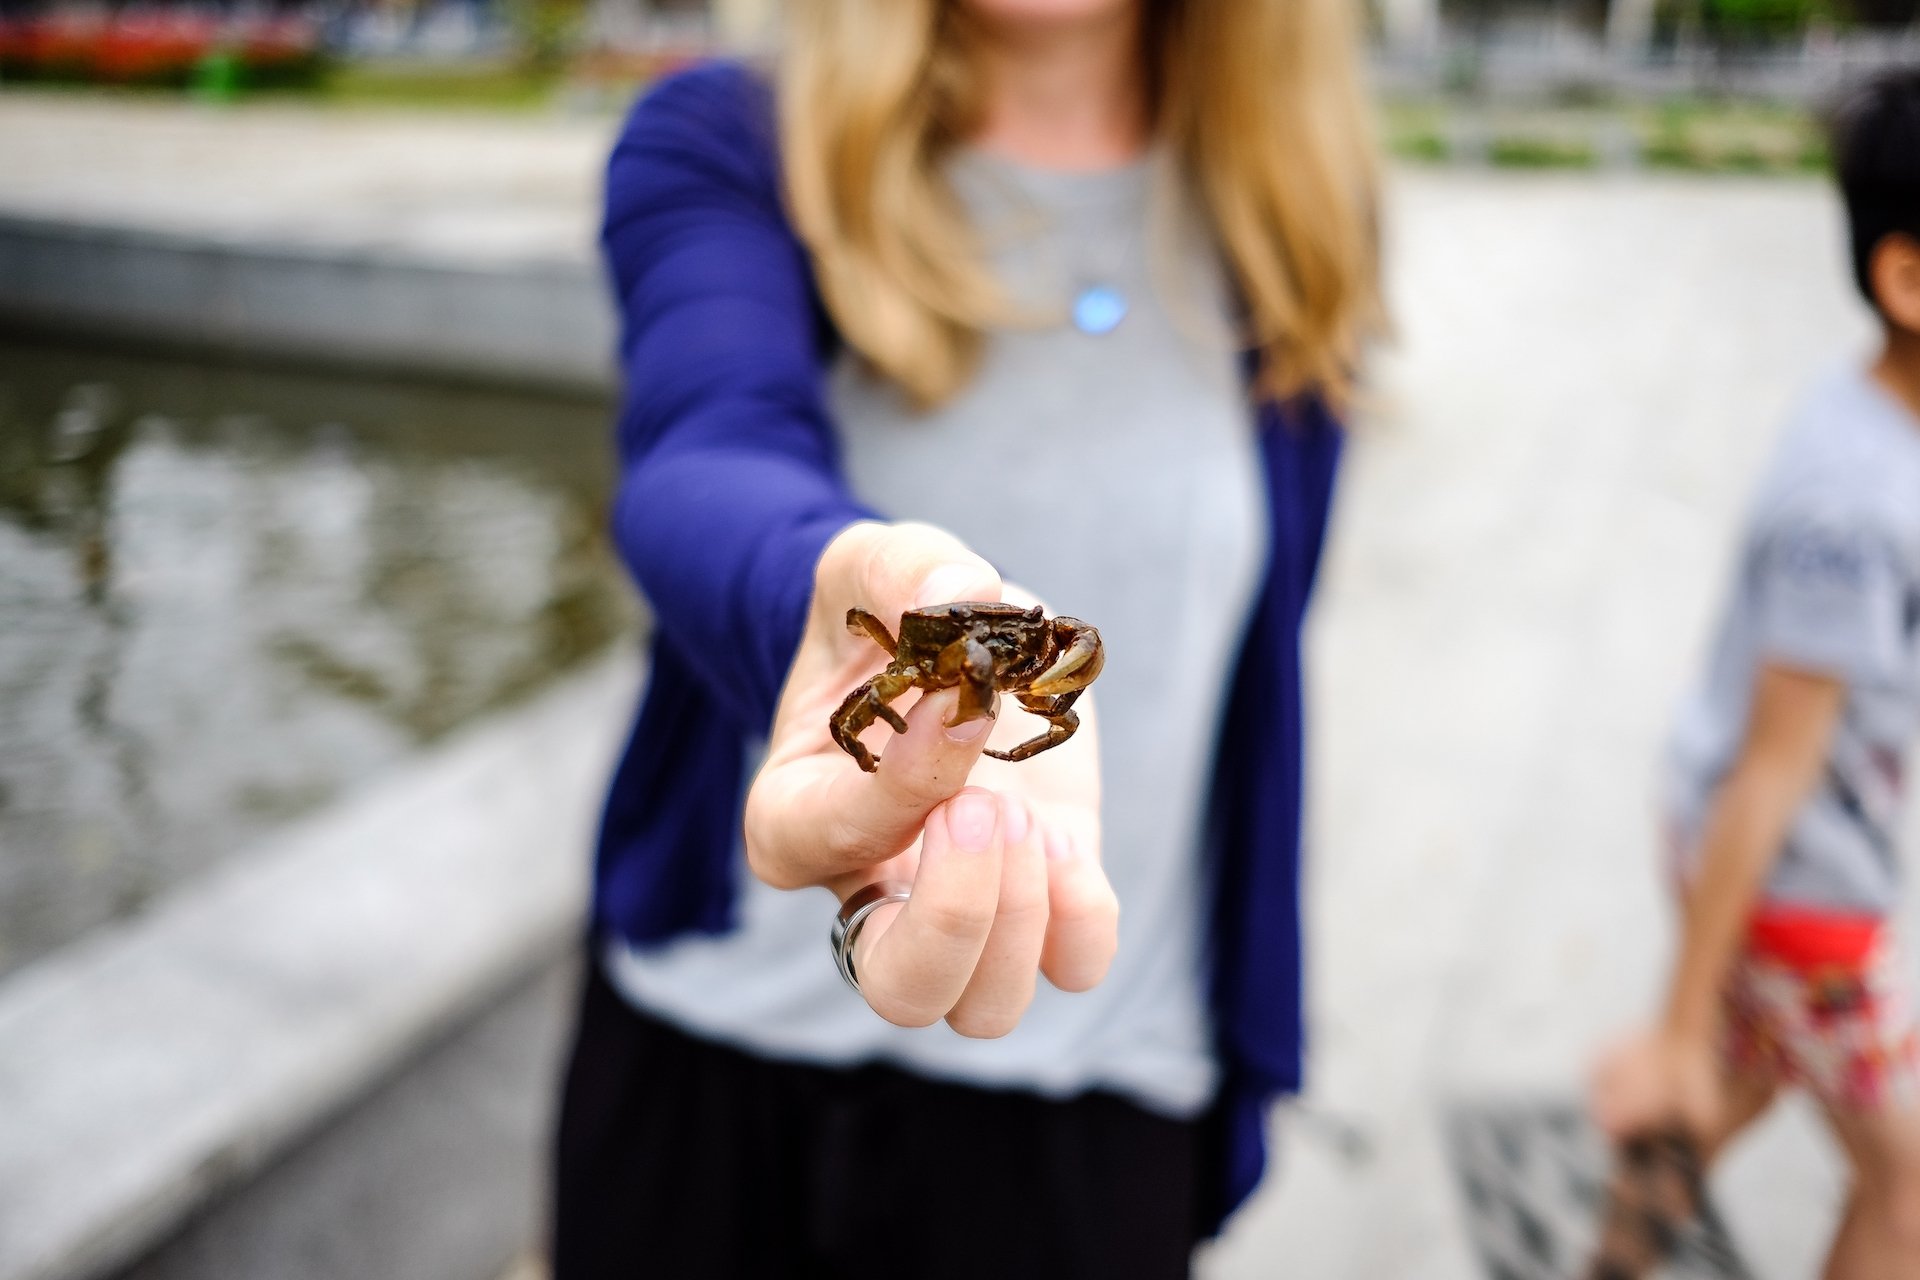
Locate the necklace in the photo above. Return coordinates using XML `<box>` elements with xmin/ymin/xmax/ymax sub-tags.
<box><xmin>959</xmin><ymin>148</ymin><xmax>1147</xmax><ymax>338</ymax></box>
<box><xmin>1071</xmin><ymin>284</ymin><xmax>1128</xmax><ymax>336</ymax></box>
<box><xmin>1062</xmin><ymin>165</ymin><xmax>1150</xmax><ymax>337</ymax></box>
<box><xmin>1066</xmin><ymin>213</ymin><xmax>1134</xmax><ymax>336</ymax></box>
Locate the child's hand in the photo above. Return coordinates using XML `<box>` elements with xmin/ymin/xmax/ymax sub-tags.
<box><xmin>1590</xmin><ymin>1026</ymin><xmax>1722</xmax><ymax>1143</ymax></box>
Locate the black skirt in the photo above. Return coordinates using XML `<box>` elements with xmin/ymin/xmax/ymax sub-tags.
<box><xmin>551</xmin><ymin>958</ymin><xmax>1205</xmax><ymax>1280</ymax></box>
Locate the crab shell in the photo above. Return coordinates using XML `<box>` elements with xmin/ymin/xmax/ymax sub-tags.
<box><xmin>891</xmin><ymin>601</ymin><xmax>1101</xmax><ymax>697</ymax></box>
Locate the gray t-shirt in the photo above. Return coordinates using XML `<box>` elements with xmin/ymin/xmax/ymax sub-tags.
<box><xmin>1667</xmin><ymin>365</ymin><xmax>1920</xmax><ymax>913</ymax></box>
<box><xmin>604</xmin><ymin>151</ymin><xmax>1265</xmax><ymax>1119</ymax></box>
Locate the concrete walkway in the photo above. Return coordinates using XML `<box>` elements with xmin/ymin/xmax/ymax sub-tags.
<box><xmin>0</xmin><ymin>96</ymin><xmax>610</xmax><ymax>263</ymax></box>
<box><xmin>1</xmin><ymin>95</ymin><xmax>1902</xmax><ymax>1278</ymax></box>
<box><xmin>0</xmin><ymin>97</ymin><xmax>618</xmax><ymax>388</ymax></box>
<box><xmin>1201</xmin><ymin>170</ymin><xmax>1892</xmax><ymax>1280</ymax></box>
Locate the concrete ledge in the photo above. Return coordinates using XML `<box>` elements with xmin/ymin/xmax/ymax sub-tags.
<box><xmin>0</xmin><ymin>216</ymin><xmax>616</xmax><ymax>394</ymax></box>
<box><xmin>0</xmin><ymin>648</ymin><xmax>639</xmax><ymax>1280</ymax></box>
<box><xmin>117</xmin><ymin>959</ymin><xmax>577</xmax><ymax>1280</ymax></box>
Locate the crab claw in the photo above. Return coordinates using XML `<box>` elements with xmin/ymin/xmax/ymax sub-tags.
<box><xmin>1027</xmin><ymin>619</ymin><xmax>1103</xmax><ymax>696</ymax></box>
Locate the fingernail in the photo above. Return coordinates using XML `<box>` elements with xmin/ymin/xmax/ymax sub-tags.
<box><xmin>1045</xmin><ymin>829</ymin><xmax>1076</xmax><ymax>862</ymax></box>
<box><xmin>945</xmin><ymin>714</ymin><xmax>990</xmax><ymax>744</ymax></box>
<box><xmin>930</xmin><ymin>689</ymin><xmax>990</xmax><ymax>744</ymax></box>
<box><xmin>947</xmin><ymin>790</ymin><xmax>997</xmax><ymax>852</ymax></box>
<box><xmin>1002</xmin><ymin>796</ymin><xmax>1031</xmax><ymax>844</ymax></box>
<box><xmin>918</xmin><ymin>565</ymin><xmax>983</xmax><ymax>608</ymax></box>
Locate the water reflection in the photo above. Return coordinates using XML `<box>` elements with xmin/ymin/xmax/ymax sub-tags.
<box><xmin>0</xmin><ymin>341</ymin><xmax>636</xmax><ymax>978</ymax></box>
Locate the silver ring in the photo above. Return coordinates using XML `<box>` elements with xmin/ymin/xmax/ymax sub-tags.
<box><xmin>830</xmin><ymin>881</ymin><xmax>912</xmax><ymax>993</ymax></box>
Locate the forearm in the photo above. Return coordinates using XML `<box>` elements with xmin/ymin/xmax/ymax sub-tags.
<box><xmin>1661</xmin><ymin>767</ymin><xmax>1805</xmax><ymax>1041</ymax></box>
<box><xmin>1598</xmin><ymin>641</ymin><xmax>1852</xmax><ymax>1140</ymax></box>
<box><xmin>1659</xmin><ymin>658</ymin><xmax>1848</xmax><ymax>1043</ymax></box>
<box><xmin>600</xmin><ymin>68</ymin><xmax>884</xmax><ymax>729</ymax></box>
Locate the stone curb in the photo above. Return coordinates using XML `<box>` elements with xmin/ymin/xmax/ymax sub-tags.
<box><xmin>0</xmin><ymin>215</ymin><xmax>616</xmax><ymax>395</ymax></box>
<box><xmin>0</xmin><ymin>648</ymin><xmax>639</xmax><ymax>1280</ymax></box>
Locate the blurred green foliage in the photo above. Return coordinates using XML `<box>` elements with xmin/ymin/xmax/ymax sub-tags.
<box><xmin>501</xmin><ymin>0</ymin><xmax>587</xmax><ymax>74</ymax></box>
<box><xmin>1394</xmin><ymin>130</ymin><xmax>1451</xmax><ymax>162</ymax></box>
<box><xmin>1699</xmin><ymin>0</ymin><xmax>1831</xmax><ymax>42</ymax></box>
<box><xmin>1382</xmin><ymin>97</ymin><xmax>1829</xmax><ymax>176</ymax></box>
<box><xmin>1486</xmin><ymin>136</ymin><xmax>1597</xmax><ymax>168</ymax></box>
<box><xmin>309</xmin><ymin>60</ymin><xmax>561</xmax><ymax>110</ymax></box>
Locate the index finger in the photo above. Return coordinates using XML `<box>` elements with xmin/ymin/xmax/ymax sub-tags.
<box><xmin>746</xmin><ymin>686</ymin><xmax>994</xmax><ymax>889</ymax></box>
<box><xmin>814</xmin><ymin>521</ymin><xmax>1003</xmax><ymax>653</ymax></box>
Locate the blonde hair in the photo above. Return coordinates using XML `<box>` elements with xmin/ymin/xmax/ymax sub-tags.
<box><xmin>777</xmin><ymin>0</ymin><xmax>1384</xmax><ymax>410</ymax></box>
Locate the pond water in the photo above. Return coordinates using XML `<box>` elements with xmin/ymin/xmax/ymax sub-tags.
<box><xmin>0</xmin><ymin>338</ymin><xmax>639</xmax><ymax>980</ymax></box>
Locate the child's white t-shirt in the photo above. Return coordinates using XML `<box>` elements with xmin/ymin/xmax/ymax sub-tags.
<box><xmin>1667</xmin><ymin>364</ymin><xmax>1920</xmax><ymax>914</ymax></box>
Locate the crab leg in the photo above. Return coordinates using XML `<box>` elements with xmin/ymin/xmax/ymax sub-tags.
<box><xmin>986</xmin><ymin>690</ymin><xmax>1082</xmax><ymax>764</ymax></box>
<box><xmin>830</xmin><ymin>667</ymin><xmax>916</xmax><ymax>773</ymax></box>
<box><xmin>934</xmin><ymin>636</ymin><xmax>999</xmax><ymax>726</ymax></box>
<box><xmin>845</xmin><ymin>607</ymin><xmax>899</xmax><ymax>656</ymax></box>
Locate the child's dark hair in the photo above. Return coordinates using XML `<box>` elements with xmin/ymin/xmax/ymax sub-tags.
<box><xmin>1830</xmin><ymin>66</ymin><xmax>1920</xmax><ymax>314</ymax></box>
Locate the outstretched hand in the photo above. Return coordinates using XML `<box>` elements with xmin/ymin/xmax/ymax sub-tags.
<box><xmin>744</xmin><ymin>521</ymin><xmax>1117</xmax><ymax>1037</ymax></box>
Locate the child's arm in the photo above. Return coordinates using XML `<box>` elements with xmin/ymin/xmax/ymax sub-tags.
<box><xmin>1593</xmin><ymin>662</ymin><xmax>1846</xmax><ymax>1141</ymax></box>
<box><xmin>1663</xmin><ymin>664</ymin><xmax>1846</xmax><ymax>1042</ymax></box>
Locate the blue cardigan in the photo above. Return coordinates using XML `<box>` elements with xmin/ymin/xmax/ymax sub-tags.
<box><xmin>593</xmin><ymin>60</ymin><xmax>1343</xmax><ymax>1232</ymax></box>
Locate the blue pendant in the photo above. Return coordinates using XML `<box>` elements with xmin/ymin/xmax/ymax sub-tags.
<box><xmin>1071</xmin><ymin>285</ymin><xmax>1128</xmax><ymax>336</ymax></box>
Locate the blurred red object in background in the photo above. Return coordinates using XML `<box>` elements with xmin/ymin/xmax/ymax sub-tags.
<box><xmin>0</xmin><ymin>11</ymin><xmax>324</xmax><ymax>88</ymax></box>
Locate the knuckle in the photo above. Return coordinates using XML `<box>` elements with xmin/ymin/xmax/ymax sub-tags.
<box><xmin>864</xmin><ymin>550</ymin><xmax>916</xmax><ymax>611</ymax></box>
<box><xmin>1049</xmin><ymin>973</ymin><xmax>1093</xmax><ymax>995</ymax></box>
<box><xmin>882</xmin><ymin>775</ymin><xmax>964</xmax><ymax>824</ymax></box>
<box><xmin>820</xmin><ymin>809</ymin><xmax>872</xmax><ymax>867</ymax></box>
<box><xmin>820</xmin><ymin>804</ymin><xmax>902</xmax><ymax>872</ymax></box>
<box><xmin>1056</xmin><ymin>876</ymin><xmax>1119</xmax><ymax>930</ymax></box>
<box><xmin>891</xmin><ymin>520</ymin><xmax>960</xmax><ymax>561</ymax></box>
<box><xmin>817</xmin><ymin>520</ymin><xmax>880</xmax><ymax>595</ymax></box>
<box><xmin>743</xmin><ymin>838</ymin><xmax>807</xmax><ymax>892</ymax></box>
<box><xmin>947</xmin><ymin>1004</ymin><xmax>1022</xmax><ymax>1040</ymax></box>
<box><xmin>1046</xmin><ymin>923</ymin><xmax>1118</xmax><ymax>994</ymax></box>
<box><xmin>1049</xmin><ymin>955</ymin><xmax>1111</xmax><ymax>994</ymax></box>
<box><xmin>889</xmin><ymin>523</ymin><xmax>1001</xmax><ymax>602</ymax></box>
<box><xmin>869</xmin><ymin>523</ymin><xmax>947</xmax><ymax>602</ymax></box>
<box><xmin>996</xmin><ymin>882</ymin><xmax>1050</xmax><ymax>925</ymax></box>
<box><xmin>918</xmin><ymin>897</ymin><xmax>996</xmax><ymax>943</ymax></box>
<box><xmin>875</xmin><ymin>756</ymin><xmax>942</xmax><ymax>801</ymax></box>
<box><xmin>864</xmin><ymin>987</ymin><xmax>942</xmax><ymax>1029</ymax></box>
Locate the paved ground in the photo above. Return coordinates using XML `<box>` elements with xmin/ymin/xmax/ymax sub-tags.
<box><xmin>1202</xmin><ymin>171</ymin><xmax>1893</xmax><ymax>1279</ymax></box>
<box><xmin>0</xmin><ymin>96</ymin><xmax>610</xmax><ymax>264</ymax></box>
<box><xmin>1</xmin><ymin>94</ymin><xmax>1902</xmax><ymax>1277</ymax></box>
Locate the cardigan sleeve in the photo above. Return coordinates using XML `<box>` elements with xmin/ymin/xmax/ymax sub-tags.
<box><xmin>601</xmin><ymin>62</ymin><xmax>878</xmax><ymax>732</ymax></box>
<box><xmin>1291</xmin><ymin>394</ymin><xmax>1345</xmax><ymax>598</ymax></box>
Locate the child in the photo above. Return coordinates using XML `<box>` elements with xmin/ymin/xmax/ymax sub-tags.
<box><xmin>1592</xmin><ymin>67</ymin><xmax>1920</xmax><ymax>1277</ymax></box>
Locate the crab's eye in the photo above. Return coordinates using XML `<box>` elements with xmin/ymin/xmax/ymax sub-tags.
<box><xmin>1026</xmin><ymin>605</ymin><xmax>1042</xmax><ymax>621</ymax></box>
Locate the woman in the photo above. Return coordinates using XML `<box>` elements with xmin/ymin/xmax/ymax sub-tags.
<box><xmin>554</xmin><ymin>1</ymin><xmax>1381</xmax><ymax>1275</ymax></box>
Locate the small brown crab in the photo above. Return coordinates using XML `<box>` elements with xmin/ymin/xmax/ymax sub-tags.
<box><xmin>830</xmin><ymin>602</ymin><xmax>1104</xmax><ymax>773</ymax></box>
